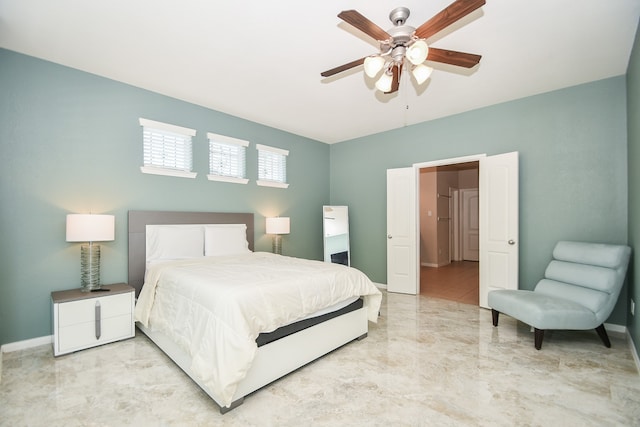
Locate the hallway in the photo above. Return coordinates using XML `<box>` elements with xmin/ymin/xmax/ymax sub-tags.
<box><xmin>420</xmin><ymin>261</ymin><xmax>479</xmax><ymax>305</ymax></box>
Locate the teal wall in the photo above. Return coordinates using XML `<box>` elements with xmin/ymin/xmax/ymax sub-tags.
<box><xmin>0</xmin><ymin>46</ymin><xmax>635</xmax><ymax>346</ymax></box>
<box><xmin>330</xmin><ymin>76</ymin><xmax>629</xmax><ymax>325</ymax></box>
<box><xmin>627</xmin><ymin>21</ymin><xmax>640</xmax><ymax>357</ymax></box>
<box><xmin>0</xmin><ymin>49</ymin><xmax>330</xmax><ymax>346</ymax></box>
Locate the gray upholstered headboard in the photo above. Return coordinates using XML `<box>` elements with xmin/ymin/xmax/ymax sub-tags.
<box><xmin>128</xmin><ymin>210</ymin><xmax>255</xmax><ymax>296</ymax></box>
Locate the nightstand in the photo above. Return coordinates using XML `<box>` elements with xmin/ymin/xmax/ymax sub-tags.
<box><xmin>51</xmin><ymin>283</ymin><xmax>135</xmax><ymax>356</ymax></box>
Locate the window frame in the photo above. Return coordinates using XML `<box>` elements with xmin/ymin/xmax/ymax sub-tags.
<box><xmin>256</xmin><ymin>144</ymin><xmax>289</xmax><ymax>189</ymax></box>
<box><xmin>207</xmin><ymin>132</ymin><xmax>249</xmax><ymax>184</ymax></box>
<box><xmin>139</xmin><ymin>118</ymin><xmax>197</xmax><ymax>179</ymax></box>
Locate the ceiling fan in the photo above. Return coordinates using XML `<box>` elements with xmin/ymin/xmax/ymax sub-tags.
<box><xmin>320</xmin><ymin>0</ymin><xmax>485</xmax><ymax>94</ymax></box>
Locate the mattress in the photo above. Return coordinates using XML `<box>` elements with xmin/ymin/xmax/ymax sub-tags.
<box><xmin>255</xmin><ymin>297</ymin><xmax>363</xmax><ymax>346</ymax></box>
<box><xmin>134</xmin><ymin>252</ymin><xmax>382</xmax><ymax>406</ymax></box>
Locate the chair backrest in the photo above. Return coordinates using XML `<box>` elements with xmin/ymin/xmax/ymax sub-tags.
<box><xmin>534</xmin><ymin>241</ymin><xmax>631</xmax><ymax>323</ymax></box>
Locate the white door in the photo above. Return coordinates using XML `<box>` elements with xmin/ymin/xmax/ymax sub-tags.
<box><xmin>386</xmin><ymin>167</ymin><xmax>419</xmax><ymax>294</ymax></box>
<box><xmin>479</xmin><ymin>152</ymin><xmax>519</xmax><ymax>308</ymax></box>
<box><xmin>461</xmin><ymin>189</ymin><xmax>479</xmax><ymax>261</ymax></box>
<box><xmin>451</xmin><ymin>189</ymin><xmax>461</xmax><ymax>261</ymax></box>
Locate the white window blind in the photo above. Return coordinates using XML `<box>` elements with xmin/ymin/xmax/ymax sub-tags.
<box><xmin>139</xmin><ymin>118</ymin><xmax>197</xmax><ymax>178</ymax></box>
<box><xmin>207</xmin><ymin>133</ymin><xmax>249</xmax><ymax>184</ymax></box>
<box><xmin>256</xmin><ymin>144</ymin><xmax>289</xmax><ymax>188</ymax></box>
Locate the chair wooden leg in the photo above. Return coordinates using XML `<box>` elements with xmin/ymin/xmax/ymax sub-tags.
<box><xmin>491</xmin><ymin>309</ymin><xmax>499</xmax><ymax>326</ymax></box>
<box><xmin>534</xmin><ymin>328</ymin><xmax>544</xmax><ymax>350</ymax></box>
<box><xmin>595</xmin><ymin>324</ymin><xmax>611</xmax><ymax>348</ymax></box>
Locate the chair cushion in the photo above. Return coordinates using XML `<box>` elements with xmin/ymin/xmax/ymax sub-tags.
<box><xmin>488</xmin><ymin>289</ymin><xmax>598</xmax><ymax>330</ymax></box>
<box><xmin>534</xmin><ymin>279</ymin><xmax>608</xmax><ymax>314</ymax></box>
<box><xmin>553</xmin><ymin>241</ymin><xmax>629</xmax><ymax>269</ymax></box>
<box><xmin>544</xmin><ymin>261</ymin><xmax>617</xmax><ymax>293</ymax></box>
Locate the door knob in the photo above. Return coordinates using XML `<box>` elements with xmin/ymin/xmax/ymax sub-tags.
<box><xmin>508</xmin><ymin>239</ymin><xmax>516</xmax><ymax>245</ymax></box>
<box><xmin>387</xmin><ymin>234</ymin><xmax>392</xmax><ymax>239</ymax></box>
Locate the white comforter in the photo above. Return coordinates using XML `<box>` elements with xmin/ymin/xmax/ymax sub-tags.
<box><xmin>134</xmin><ymin>252</ymin><xmax>382</xmax><ymax>407</ymax></box>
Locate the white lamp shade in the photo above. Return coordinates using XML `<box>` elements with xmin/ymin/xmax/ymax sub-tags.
<box><xmin>266</xmin><ymin>217</ymin><xmax>290</xmax><ymax>235</ymax></box>
<box><xmin>66</xmin><ymin>214</ymin><xmax>115</xmax><ymax>242</ymax></box>
<box><xmin>375</xmin><ymin>72</ymin><xmax>393</xmax><ymax>93</ymax></box>
<box><xmin>406</xmin><ymin>39</ymin><xmax>429</xmax><ymax>65</ymax></box>
<box><xmin>412</xmin><ymin>64</ymin><xmax>434</xmax><ymax>85</ymax></box>
<box><xmin>364</xmin><ymin>56</ymin><xmax>385</xmax><ymax>78</ymax></box>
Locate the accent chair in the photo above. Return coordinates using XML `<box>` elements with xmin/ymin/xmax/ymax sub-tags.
<box><xmin>488</xmin><ymin>241</ymin><xmax>631</xmax><ymax>350</ymax></box>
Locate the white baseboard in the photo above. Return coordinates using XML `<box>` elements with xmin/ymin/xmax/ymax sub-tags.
<box><xmin>373</xmin><ymin>282</ymin><xmax>387</xmax><ymax>290</ymax></box>
<box><xmin>0</xmin><ymin>335</ymin><xmax>53</xmax><ymax>354</ymax></box>
<box><xmin>628</xmin><ymin>331</ymin><xmax>640</xmax><ymax>375</ymax></box>
<box><xmin>421</xmin><ymin>262</ymin><xmax>438</xmax><ymax>268</ymax></box>
<box><xmin>422</xmin><ymin>262</ymin><xmax>455</xmax><ymax>268</ymax></box>
<box><xmin>0</xmin><ymin>335</ymin><xmax>53</xmax><ymax>385</ymax></box>
<box><xmin>604</xmin><ymin>323</ymin><xmax>627</xmax><ymax>334</ymax></box>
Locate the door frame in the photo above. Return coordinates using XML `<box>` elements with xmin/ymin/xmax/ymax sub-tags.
<box><xmin>412</xmin><ymin>154</ymin><xmax>486</xmax><ymax>295</ymax></box>
<box><xmin>389</xmin><ymin>153</ymin><xmax>518</xmax><ymax>305</ymax></box>
<box><xmin>414</xmin><ymin>154</ymin><xmax>487</xmax><ymax>170</ymax></box>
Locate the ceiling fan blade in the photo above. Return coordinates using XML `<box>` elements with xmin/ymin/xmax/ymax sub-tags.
<box><xmin>385</xmin><ymin>64</ymin><xmax>401</xmax><ymax>94</ymax></box>
<box><xmin>427</xmin><ymin>47</ymin><xmax>481</xmax><ymax>68</ymax></box>
<box><xmin>338</xmin><ymin>10</ymin><xmax>391</xmax><ymax>42</ymax></box>
<box><xmin>321</xmin><ymin>57</ymin><xmax>366</xmax><ymax>77</ymax></box>
<box><xmin>415</xmin><ymin>0</ymin><xmax>486</xmax><ymax>40</ymax></box>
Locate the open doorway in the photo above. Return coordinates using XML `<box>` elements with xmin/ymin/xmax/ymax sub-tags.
<box><xmin>387</xmin><ymin>152</ymin><xmax>518</xmax><ymax>304</ymax></box>
<box><xmin>418</xmin><ymin>161</ymin><xmax>479</xmax><ymax>305</ymax></box>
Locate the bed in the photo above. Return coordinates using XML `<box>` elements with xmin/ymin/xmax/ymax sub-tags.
<box><xmin>128</xmin><ymin>210</ymin><xmax>382</xmax><ymax>413</ymax></box>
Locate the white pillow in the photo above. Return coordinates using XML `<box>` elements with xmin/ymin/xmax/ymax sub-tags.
<box><xmin>204</xmin><ymin>224</ymin><xmax>251</xmax><ymax>256</ymax></box>
<box><xmin>146</xmin><ymin>225</ymin><xmax>204</xmax><ymax>262</ymax></box>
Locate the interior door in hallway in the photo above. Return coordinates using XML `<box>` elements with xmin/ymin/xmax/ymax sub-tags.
<box><xmin>461</xmin><ymin>189</ymin><xmax>479</xmax><ymax>261</ymax></box>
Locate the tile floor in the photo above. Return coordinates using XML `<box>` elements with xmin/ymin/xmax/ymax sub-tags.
<box><xmin>421</xmin><ymin>262</ymin><xmax>479</xmax><ymax>305</ymax></box>
<box><xmin>1</xmin><ymin>291</ymin><xmax>639</xmax><ymax>426</ymax></box>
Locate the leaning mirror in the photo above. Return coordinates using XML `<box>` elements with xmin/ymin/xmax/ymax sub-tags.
<box><xmin>323</xmin><ymin>206</ymin><xmax>350</xmax><ymax>266</ymax></box>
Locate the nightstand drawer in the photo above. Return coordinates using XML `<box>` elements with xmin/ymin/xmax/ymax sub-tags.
<box><xmin>58</xmin><ymin>293</ymin><xmax>132</xmax><ymax>327</ymax></box>
<box><xmin>58</xmin><ymin>313</ymin><xmax>133</xmax><ymax>354</ymax></box>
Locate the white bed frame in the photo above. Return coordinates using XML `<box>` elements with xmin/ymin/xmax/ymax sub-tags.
<box><xmin>128</xmin><ymin>211</ymin><xmax>369</xmax><ymax>413</ymax></box>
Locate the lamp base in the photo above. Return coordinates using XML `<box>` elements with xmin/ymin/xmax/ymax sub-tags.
<box><xmin>272</xmin><ymin>235</ymin><xmax>283</xmax><ymax>255</ymax></box>
<box><xmin>80</xmin><ymin>243</ymin><xmax>101</xmax><ymax>292</ymax></box>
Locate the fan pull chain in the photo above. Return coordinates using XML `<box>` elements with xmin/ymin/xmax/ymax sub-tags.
<box><xmin>403</xmin><ymin>65</ymin><xmax>410</xmax><ymax>127</ymax></box>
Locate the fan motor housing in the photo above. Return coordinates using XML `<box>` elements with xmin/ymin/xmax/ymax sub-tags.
<box><xmin>387</xmin><ymin>6</ymin><xmax>414</xmax><ymax>47</ymax></box>
<box><xmin>387</xmin><ymin>26</ymin><xmax>415</xmax><ymax>46</ymax></box>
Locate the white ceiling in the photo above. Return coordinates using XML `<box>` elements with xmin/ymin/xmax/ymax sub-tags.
<box><xmin>1</xmin><ymin>0</ymin><xmax>639</xmax><ymax>144</ymax></box>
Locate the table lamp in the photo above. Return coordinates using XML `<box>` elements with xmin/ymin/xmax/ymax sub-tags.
<box><xmin>266</xmin><ymin>217</ymin><xmax>290</xmax><ymax>255</ymax></box>
<box><xmin>66</xmin><ymin>214</ymin><xmax>115</xmax><ymax>291</ymax></box>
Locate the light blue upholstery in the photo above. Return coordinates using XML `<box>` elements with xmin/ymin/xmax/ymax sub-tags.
<box><xmin>488</xmin><ymin>241</ymin><xmax>631</xmax><ymax>349</ymax></box>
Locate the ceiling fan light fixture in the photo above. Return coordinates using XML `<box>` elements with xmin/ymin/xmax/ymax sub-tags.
<box><xmin>321</xmin><ymin>2</ymin><xmax>485</xmax><ymax>95</ymax></box>
<box><xmin>364</xmin><ymin>55</ymin><xmax>386</xmax><ymax>78</ymax></box>
<box><xmin>412</xmin><ymin>64</ymin><xmax>433</xmax><ymax>85</ymax></box>
<box><xmin>406</xmin><ymin>39</ymin><xmax>429</xmax><ymax>65</ymax></box>
<box><xmin>375</xmin><ymin>71</ymin><xmax>393</xmax><ymax>93</ymax></box>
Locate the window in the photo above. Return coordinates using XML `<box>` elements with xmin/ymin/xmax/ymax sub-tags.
<box><xmin>139</xmin><ymin>118</ymin><xmax>197</xmax><ymax>178</ymax></box>
<box><xmin>207</xmin><ymin>133</ymin><xmax>249</xmax><ymax>184</ymax></box>
<box><xmin>256</xmin><ymin>144</ymin><xmax>289</xmax><ymax>188</ymax></box>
